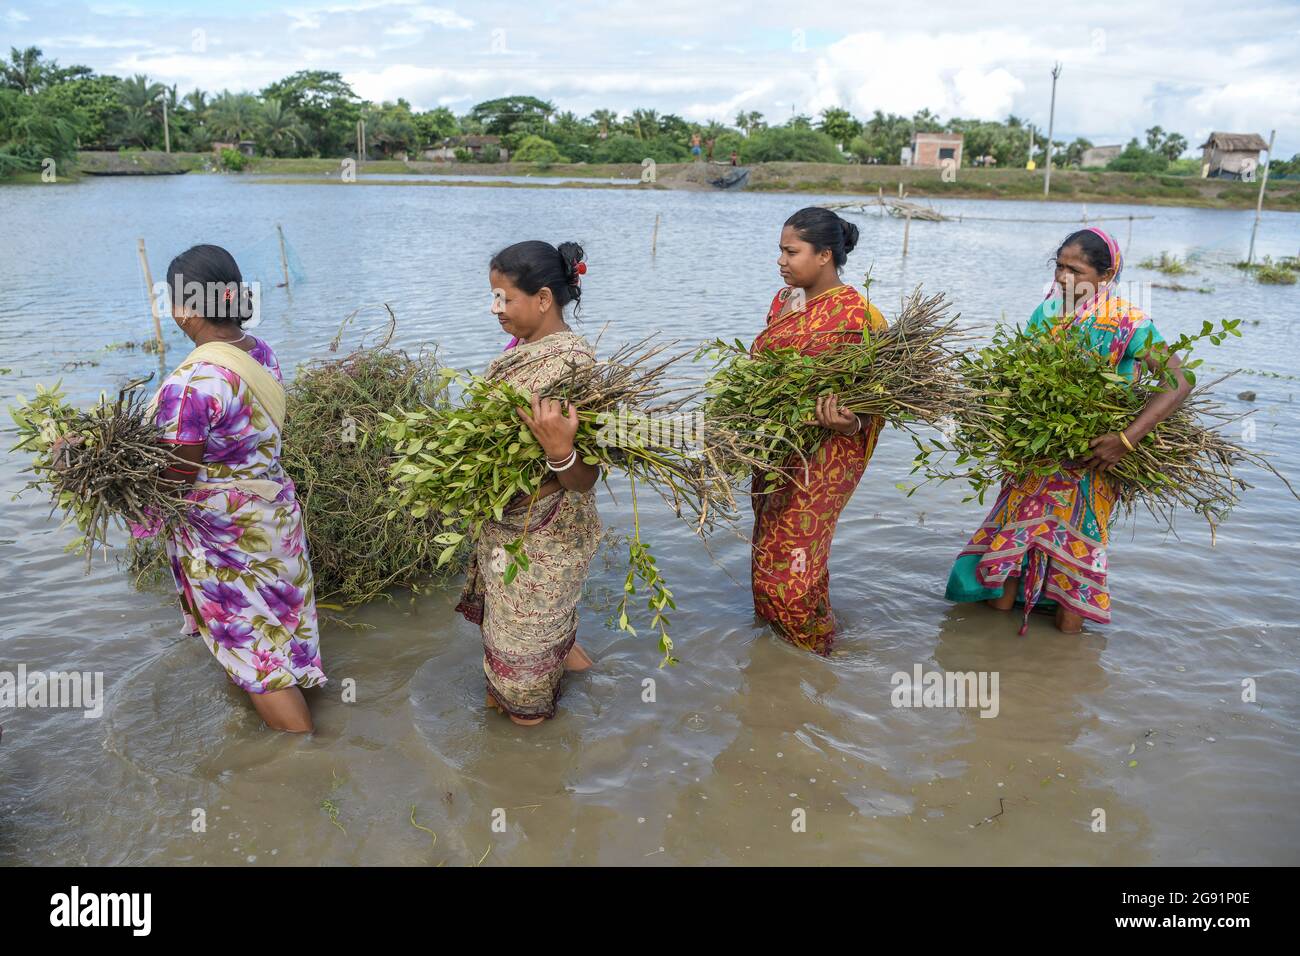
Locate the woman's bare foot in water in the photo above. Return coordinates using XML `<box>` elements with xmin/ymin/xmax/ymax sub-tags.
<box><xmin>1055</xmin><ymin>606</ymin><xmax>1084</xmax><ymax>634</ymax></box>
<box><xmin>987</xmin><ymin>580</ymin><xmax>1017</xmax><ymax>612</ymax></box>
<box><xmin>564</xmin><ymin>642</ymin><xmax>593</xmax><ymax>672</ymax></box>
<box><xmin>487</xmin><ymin>691</ymin><xmax>545</xmax><ymax>726</ymax></box>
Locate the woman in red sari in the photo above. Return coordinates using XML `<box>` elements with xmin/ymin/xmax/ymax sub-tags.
<box><xmin>750</xmin><ymin>207</ymin><xmax>887</xmax><ymax>655</ymax></box>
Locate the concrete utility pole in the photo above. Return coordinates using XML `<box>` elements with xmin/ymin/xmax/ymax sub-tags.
<box><xmin>1043</xmin><ymin>62</ymin><xmax>1062</xmax><ymax>197</ymax></box>
<box><xmin>158</xmin><ymin>92</ymin><xmax>171</xmax><ymax>153</ymax></box>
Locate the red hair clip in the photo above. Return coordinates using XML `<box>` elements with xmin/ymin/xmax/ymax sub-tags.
<box><xmin>575</xmin><ymin>261</ymin><xmax>587</xmax><ymax>275</ymax></box>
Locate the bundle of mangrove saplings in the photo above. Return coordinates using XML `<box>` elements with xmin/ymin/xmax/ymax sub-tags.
<box><xmin>697</xmin><ymin>287</ymin><xmax>969</xmax><ymax>485</ymax></box>
<box><xmin>127</xmin><ymin>311</ymin><xmax>464</xmax><ymax>607</ymax></box>
<box><xmin>911</xmin><ymin>317</ymin><xmax>1297</xmax><ymax>533</ymax></box>
<box><xmin>11</xmin><ymin>378</ymin><xmax>192</xmax><ymax>568</ymax></box>
<box><xmin>13</xmin><ymin>308</ymin><xmax>467</xmax><ymax>607</ymax></box>
<box><xmin>381</xmin><ymin>336</ymin><xmax>738</xmax><ymax>664</ymax></box>
<box><xmin>272</xmin><ymin>319</ymin><xmax>462</xmax><ymax>606</ymax></box>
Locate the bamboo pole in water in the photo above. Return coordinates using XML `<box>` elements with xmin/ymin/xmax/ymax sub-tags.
<box><xmin>651</xmin><ymin>213</ymin><xmax>660</xmax><ymax>257</ymax></box>
<box><xmin>902</xmin><ymin>211</ymin><xmax>912</xmax><ymax>256</ymax></box>
<box><xmin>136</xmin><ymin>237</ymin><xmax>165</xmax><ymax>357</ymax></box>
<box><xmin>1247</xmin><ymin>129</ymin><xmax>1276</xmax><ymax>266</ymax></box>
<box><xmin>277</xmin><ymin>223</ymin><xmax>290</xmax><ymax>289</ymax></box>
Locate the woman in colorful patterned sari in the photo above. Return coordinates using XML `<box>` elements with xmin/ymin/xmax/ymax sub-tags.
<box><xmin>945</xmin><ymin>227</ymin><xmax>1191</xmax><ymax>634</ymax></box>
<box><xmin>454</xmin><ymin>240</ymin><xmax>602</xmax><ymax>726</ymax></box>
<box><xmin>134</xmin><ymin>245</ymin><xmax>324</xmax><ymax>732</ymax></box>
<box><xmin>750</xmin><ymin>207</ymin><xmax>888</xmax><ymax>655</ymax></box>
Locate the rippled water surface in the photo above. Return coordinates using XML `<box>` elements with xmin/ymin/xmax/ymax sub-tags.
<box><xmin>1</xmin><ymin>175</ymin><xmax>1297</xmax><ymax>865</ymax></box>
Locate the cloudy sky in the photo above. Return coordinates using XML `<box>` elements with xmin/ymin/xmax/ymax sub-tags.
<box><xmin>4</xmin><ymin>0</ymin><xmax>1298</xmax><ymax>154</ymax></box>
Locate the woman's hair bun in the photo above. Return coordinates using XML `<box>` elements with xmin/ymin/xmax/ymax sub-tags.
<box><xmin>557</xmin><ymin>241</ymin><xmax>586</xmax><ymax>285</ymax></box>
<box><xmin>840</xmin><ymin>219</ymin><xmax>860</xmax><ymax>255</ymax></box>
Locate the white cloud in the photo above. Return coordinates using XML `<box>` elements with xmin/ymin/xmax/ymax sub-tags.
<box><xmin>951</xmin><ymin>68</ymin><xmax>1025</xmax><ymax>119</ymax></box>
<box><xmin>36</xmin><ymin>34</ymin><xmax>143</xmax><ymax>50</ymax></box>
<box><xmin>409</xmin><ymin>7</ymin><xmax>473</xmax><ymax>29</ymax></box>
<box><xmin>87</xmin><ymin>3</ymin><xmax>144</xmax><ymax>16</ymax></box>
<box><xmin>808</xmin><ymin>31</ymin><xmax>1044</xmax><ymax>121</ymax></box>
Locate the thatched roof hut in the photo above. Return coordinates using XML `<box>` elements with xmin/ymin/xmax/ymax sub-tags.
<box><xmin>1199</xmin><ymin>132</ymin><xmax>1270</xmax><ymax>180</ymax></box>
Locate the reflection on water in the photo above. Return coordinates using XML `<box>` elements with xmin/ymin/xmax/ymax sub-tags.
<box><xmin>0</xmin><ymin>176</ymin><xmax>1297</xmax><ymax>864</ymax></box>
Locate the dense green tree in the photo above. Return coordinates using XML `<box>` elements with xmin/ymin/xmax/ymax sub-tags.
<box><xmin>1270</xmin><ymin>153</ymin><xmax>1300</xmax><ymax>178</ymax></box>
<box><xmin>469</xmin><ymin>95</ymin><xmax>551</xmax><ymax>138</ymax></box>
<box><xmin>591</xmin><ymin>132</ymin><xmax>687</xmax><ymax>164</ymax></box>
<box><xmin>657</xmin><ymin>112</ymin><xmax>691</xmax><ymax>142</ymax></box>
<box><xmin>0</xmin><ymin>87</ymin><xmax>80</xmax><ymax>173</ymax></box>
<box><xmin>745</xmin><ymin>125</ymin><xmax>844</xmax><ymax>163</ymax></box>
<box><xmin>41</xmin><ymin>76</ymin><xmax>121</xmax><ymax>148</ymax></box>
<box><xmin>818</xmin><ymin>107</ymin><xmax>862</xmax><ymax>149</ymax></box>
<box><xmin>363</xmin><ymin>99</ymin><xmax>419</xmax><ymax>157</ymax></box>
<box><xmin>514</xmin><ymin>133</ymin><xmax>564</xmax><ymax>163</ymax></box>
<box><xmin>260</xmin><ymin>71</ymin><xmax>360</xmax><ymax>156</ymax></box>
<box><xmin>1159</xmin><ymin>132</ymin><xmax>1188</xmax><ymax>161</ymax></box>
<box><xmin>413</xmin><ymin>105</ymin><xmax>459</xmax><ymax>146</ymax></box>
<box><xmin>1108</xmin><ymin>137</ymin><xmax>1169</xmax><ymax>173</ymax></box>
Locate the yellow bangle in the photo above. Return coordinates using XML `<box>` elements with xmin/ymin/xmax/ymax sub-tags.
<box><xmin>1118</xmin><ymin>430</ymin><xmax>1135</xmax><ymax>452</ymax></box>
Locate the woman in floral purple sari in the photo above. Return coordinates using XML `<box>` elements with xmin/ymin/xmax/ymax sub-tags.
<box><xmin>133</xmin><ymin>245</ymin><xmax>324</xmax><ymax>732</ymax></box>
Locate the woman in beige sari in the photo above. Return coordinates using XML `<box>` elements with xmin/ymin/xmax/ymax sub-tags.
<box><xmin>454</xmin><ymin>240</ymin><xmax>602</xmax><ymax>726</ymax></box>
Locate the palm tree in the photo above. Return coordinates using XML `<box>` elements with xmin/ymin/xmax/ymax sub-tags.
<box><xmin>626</xmin><ymin>108</ymin><xmax>659</xmax><ymax>141</ymax></box>
<box><xmin>183</xmin><ymin>88</ymin><xmax>208</xmax><ymax>115</ymax></box>
<box><xmin>2</xmin><ymin>46</ymin><xmax>45</xmax><ymax>94</ymax></box>
<box><xmin>735</xmin><ymin>110</ymin><xmax>765</xmax><ymax>137</ymax></box>
<box><xmin>589</xmin><ymin>109</ymin><xmax>617</xmax><ymax>140</ymax></box>
<box><xmin>118</xmin><ymin>107</ymin><xmax>157</xmax><ymax>148</ymax></box>
<box><xmin>208</xmin><ymin>91</ymin><xmax>258</xmax><ymax>141</ymax></box>
<box><xmin>118</xmin><ymin>74</ymin><xmax>165</xmax><ymax>120</ymax></box>
<box><xmin>257</xmin><ymin>98</ymin><xmax>305</xmax><ymax>157</ymax></box>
